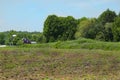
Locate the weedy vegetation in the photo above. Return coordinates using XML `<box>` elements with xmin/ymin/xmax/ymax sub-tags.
<box><xmin>1</xmin><ymin>38</ymin><xmax>120</xmax><ymax>80</ymax></box>
<box><xmin>0</xmin><ymin>8</ymin><xmax>120</xmax><ymax>80</ymax></box>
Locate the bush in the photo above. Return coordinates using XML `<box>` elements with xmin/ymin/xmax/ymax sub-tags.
<box><xmin>16</xmin><ymin>40</ymin><xmax>24</xmax><ymax>45</ymax></box>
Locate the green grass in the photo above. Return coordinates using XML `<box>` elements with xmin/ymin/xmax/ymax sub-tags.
<box><xmin>19</xmin><ymin>38</ymin><xmax>120</xmax><ymax>51</ymax></box>
<box><xmin>1</xmin><ymin>38</ymin><xmax>120</xmax><ymax>79</ymax></box>
<box><xmin>1</xmin><ymin>47</ymin><xmax>120</xmax><ymax>79</ymax></box>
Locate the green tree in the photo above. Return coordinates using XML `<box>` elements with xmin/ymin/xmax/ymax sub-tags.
<box><xmin>37</xmin><ymin>34</ymin><xmax>46</xmax><ymax>43</ymax></box>
<box><xmin>43</xmin><ymin>15</ymin><xmax>77</xmax><ymax>42</ymax></box>
<box><xmin>77</xmin><ymin>17</ymin><xmax>88</xmax><ymax>24</ymax></box>
<box><xmin>75</xmin><ymin>18</ymin><xmax>90</xmax><ymax>39</ymax></box>
<box><xmin>16</xmin><ymin>40</ymin><xmax>23</xmax><ymax>45</ymax></box>
<box><xmin>75</xmin><ymin>18</ymin><xmax>102</xmax><ymax>39</ymax></box>
<box><xmin>94</xmin><ymin>22</ymin><xmax>105</xmax><ymax>41</ymax></box>
<box><xmin>104</xmin><ymin>23</ymin><xmax>113</xmax><ymax>41</ymax></box>
<box><xmin>98</xmin><ymin>9</ymin><xmax>117</xmax><ymax>25</ymax></box>
<box><xmin>118</xmin><ymin>12</ymin><xmax>120</xmax><ymax>17</ymax></box>
<box><xmin>12</xmin><ymin>36</ymin><xmax>20</xmax><ymax>45</ymax></box>
<box><xmin>31</xmin><ymin>34</ymin><xmax>38</xmax><ymax>41</ymax></box>
<box><xmin>62</xmin><ymin>16</ymin><xmax>77</xmax><ymax>40</ymax></box>
<box><xmin>5</xmin><ymin>30</ymin><xmax>17</xmax><ymax>45</ymax></box>
<box><xmin>0</xmin><ymin>32</ymin><xmax>5</xmax><ymax>45</ymax></box>
<box><xmin>112</xmin><ymin>17</ymin><xmax>120</xmax><ymax>41</ymax></box>
<box><xmin>95</xmin><ymin>31</ymin><xmax>105</xmax><ymax>41</ymax></box>
<box><xmin>75</xmin><ymin>17</ymin><xmax>88</xmax><ymax>39</ymax></box>
<box><xmin>43</xmin><ymin>15</ymin><xmax>58</xmax><ymax>42</ymax></box>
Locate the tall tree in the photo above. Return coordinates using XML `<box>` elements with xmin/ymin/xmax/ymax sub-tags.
<box><xmin>75</xmin><ymin>18</ymin><xmax>90</xmax><ymax>39</ymax></box>
<box><xmin>118</xmin><ymin>13</ymin><xmax>120</xmax><ymax>17</ymax></box>
<box><xmin>43</xmin><ymin>15</ymin><xmax>77</xmax><ymax>42</ymax></box>
<box><xmin>104</xmin><ymin>23</ymin><xmax>113</xmax><ymax>41</ymax></box>
<box><xmin>43</xmin><ymin>15</ymin><xmax>59</xmax><ymax>42</ymax></box>
<box><xmin>0</xmin><ymin>32</ymin><xmax>5</xmax><ymax>45</ymax></box>
<box><xmin>112</xmin><ymin>17</ymin><xmax>120</xmax><ymax>41</ymax></box>
<box><xmin>98</xmin><ymin>9</ymin><xmax>117</xmax><ymax>25</ymax></box>
<box><xmin>75</xmin><ymin>18</ymin><xmax>103</xmax><ymax>39</ymax></box>
<box><xmin>62</xmin><ymin>16</ymin><xmax>77</xmax><ymax>40</ymax></box>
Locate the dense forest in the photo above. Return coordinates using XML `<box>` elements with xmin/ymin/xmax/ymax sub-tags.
<box><xmin>0</xmin><ymin>9</ymin><xmax>120</xmax><ymax>45</ymax></box>
<box><xmin>44</xmin><ymin>9</ymin><xmax>120</xmax><ymax>42</ymax></box>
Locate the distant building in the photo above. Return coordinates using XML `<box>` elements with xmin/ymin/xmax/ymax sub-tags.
<box><xmin>0</xmin><ymin>45</ymin><xmax>6</xmax><ymax>47</ymax></box>
<box><xmin>22</xmin><ymin>38</ymin><xmax>31</xmax><ymax>44</ymax></box>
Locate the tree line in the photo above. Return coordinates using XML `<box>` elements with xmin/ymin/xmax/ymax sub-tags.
<box><xmin>0</xmin><ymin>9</ymin><xmax>120</xmax><ymax>45</ymax></box>
<box><xmin>43</xmin><ymin>9</ymin><xmax>120</xmax><ymax>42</ymax></box>
<box><xmin>0</xmin><ymin>30</ymin><xmax>45</xmax><ymax>45</ymax></box>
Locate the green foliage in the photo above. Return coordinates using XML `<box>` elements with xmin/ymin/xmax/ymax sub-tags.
<box><xmin>77</xmin><ymin>17</ymin><xmax>88</xmax><ymax>23</ymax></box>
<box><xmin>0</xmin><ymin>32</ymin><xmax>5</xmax><ymax>45</ymax></box>
<box><xmin>54</xmin><ymin>41</ymin><xmax>62</xmax><ymax>48</ymax></box>
<box><xmin>37</xmin><ymin>34</ymin><xmax>46</xmax><ymax>43</ymax></box>
<box><xmin>75</xmin><ymin>18</ymin><xmax>91</xmax><ymax>39</ymax></box>
<box><xmin>43</xmin><ymin>15</ymin><xmax>77</xmax><ymax>42</ymax></box>
<box><xmin>16</xmin><ymin>40</ymin><xmax>24</xmax><ymax>45</ymax></box>
<box><xmin>75</xmin><ymin>9</ymin><xmax>117</xmax><ymax>41</ymax></box>
<box><xmin>94</xmin><ymin>23</ymin><xmax>105</xmax><ymax>41</ymax></box>
<box><xmin>95</xmin><ymin>32</ymin><xmax>105</xmax><ymax>41</ymax></box>
<box><xmin>118</xmin><ymin>12</ymin><xmax>120</xmax><ymax>17</ymax></box>
<box><xmin>104</xmin><ymin>23</ymin><xmax>113</xmax><ymax>41</ymax></box>
<box><xmin>0</xmin><ymin>9</ymin><xmax>119</xmax><ymax>45</ymax></box>
<box><xmin>98</xmin><ymin>9</ymin><xmax>117</xmax><ymax>25</ymax></box>
<box><xmin>5</xmin><ymin>30</ymin><xmax>17</xmax><ymax>45</ymax></box>
<box><xmin>75</xmin><ymin>18</ymin><xmax>104</xmax><ymax>40</ymax></box>
<box><xmin>5</xmin><ymin>39</ymin><xmax>10</xmax><ymax>45</ymax></box>
<box><xmin>0</xmin><ymin>31</ymin><xmax>45</xmax><ymax>45</ymax></box>
<box><xmin>112</xmin><ymin>17</ymin><xmax>120</xmax><ymax>41</ymax></box>
<box><xmin>12</xmin><ymin>36</ymin><xmax>20</xmax><ymax>45</ymax></box>
<box><xmin>63</xmin><ymin>16</ymin><xmax>77</xmax><ymax>40</ymax></box>
<box><xmin>43</xmin><ymin>15</ymin><xmax>58</xmax><ymax>42</ymax></box>
<box><xmin>21</xmin><ymin>38</ymin><xmax>120</xmax><ymax>51</ymax></box>
<box><xmin>1</xmin><ymin>47</ymin><xmax>120</xmax><ymax>79</ymax></box>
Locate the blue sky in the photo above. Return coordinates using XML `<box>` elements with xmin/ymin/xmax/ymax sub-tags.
<box><xmin>0</xmin><ymin>0</ymin><xmax>119</xmax><ymax>32</ymax></box>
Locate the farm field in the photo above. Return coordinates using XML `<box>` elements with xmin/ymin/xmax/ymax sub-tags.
<box><xmin>0</xmin><ymin>0</ymin><xmax>119</xmax><ymax>79</ymax></box>
<box><xmin>1</xmin><ymin>46</ymin><xmax>120</xmax><ymax>80</ymax></box>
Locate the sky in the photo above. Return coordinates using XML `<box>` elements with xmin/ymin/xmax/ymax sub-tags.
<box><xmin>0</xmin><ymin>0</ymin><xmax>119</xmax><ymax>32</ymax></box>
